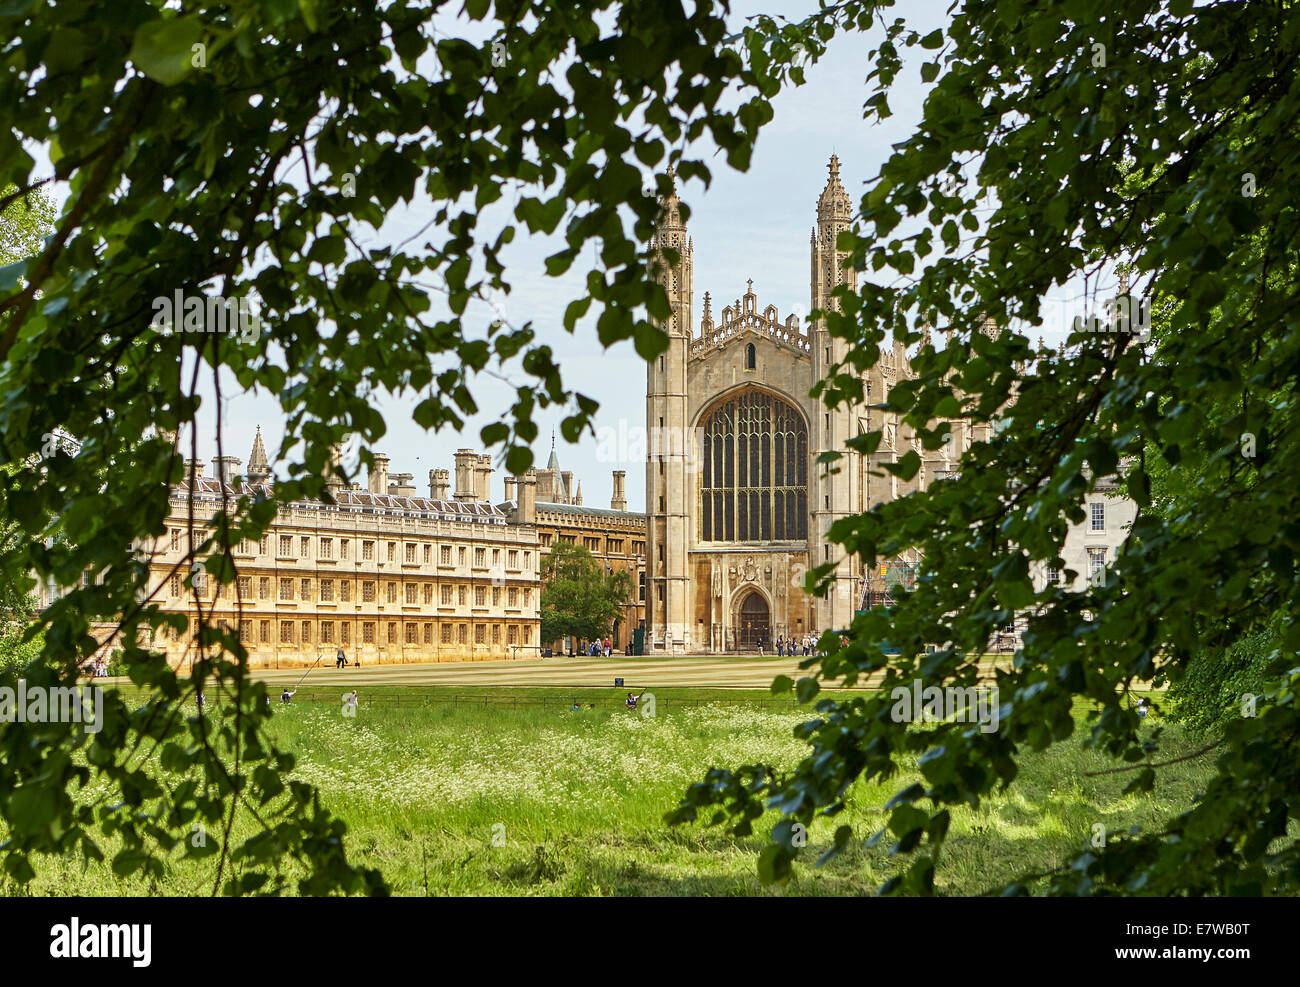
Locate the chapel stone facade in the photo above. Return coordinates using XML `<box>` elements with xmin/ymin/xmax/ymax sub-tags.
<box><xmin>644</xmin><ymin>157</ymin><xmax>988</xmax><ymax>653</ymax></box>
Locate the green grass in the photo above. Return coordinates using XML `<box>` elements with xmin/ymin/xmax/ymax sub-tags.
<box><xmin>2</xmin><ymin>687</ymin><xmax>1216</xmax><ymax>896</ymax></box>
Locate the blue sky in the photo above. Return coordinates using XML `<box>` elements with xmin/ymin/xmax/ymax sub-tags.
<box><xmin>176</xmin><ymin>0</ymin><xmax>957</xmax><ymax>512</ymax></box>
<box><xmin>49</xmin><ymin>0</ymin><xmax>1122</xmax><ymax>512</ymax></box>
<box><xmin>325</xmin><ymin>0</ymin><xmax>948</xmax><ymax>510</ymax></box>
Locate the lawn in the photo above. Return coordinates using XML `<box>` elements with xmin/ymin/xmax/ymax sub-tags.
<box><xmin>0</xmin><ymin>684</ymin><xmax>1223</xmax><ymax>896</ymax></box>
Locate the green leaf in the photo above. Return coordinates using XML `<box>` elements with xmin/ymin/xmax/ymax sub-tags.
<box><xmin>0</xmin><ymin>259</ymin><xmax>26</xmax><ymax>292</ymax></box>
<box><xmin>299</xmin><ymin>0</ymin><xmax>321</xmax><ymax>32</ymax></box>
<box><xmin>129</xmin><ymin>17</ymin><xmax>203</xmax><ymax>86</ymax></box>
<box><xmin>757</xmin><ymin>843</ymin><xmax>793</xmax><ymax>885</ymax></box>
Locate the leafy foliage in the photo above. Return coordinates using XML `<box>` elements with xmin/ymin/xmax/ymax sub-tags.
<box><xmin>6</xmin><ymin>0</ymin><xmax>1295</xmax><ymax>899</ymax></box>
<box><xmin>1167</xmin><ymin>627</ymin><xmax>1284</xmax><ymax>733</ymax></box>
<box><xmin>0</xmin><ymin>183</ymin><xmax>55</xmax><ymax>269</ymax></box>
<box><xmin>0</xmin><ymin>0</ymin><xmax>823</xmax><ymax>892</ymax></box>
<box><xmin>671</xmin><ymin>0</ymin><xmax>1300</xmax><ymax>895</ymax></box>
<box><xmin>539</xmin><ymin>540</ymin><xmax>634</xmax><ymax>645</ymax></box>
<box><xmin>0</xmin><ymin>463</ymin><xmax>45</xmax><ymax>678</ymax></box>
<box><xmin>0</xmin><ymin>589</ymin><xmax>43</xmax><ymax>680</ymax></box>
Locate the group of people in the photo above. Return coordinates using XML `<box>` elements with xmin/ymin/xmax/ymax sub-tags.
<box><xmin>774</xmin><ymin>635</ymin><xmax>825</xmax><ymax>657</ymax></box>
<box><xmin>579</xmin><ymin>638</ymin><xmax>612</xmax><ymax>657</ymax></box>
<box><xmin>87</xmin><ymin>657</ymin><xmax>111</xmax><ymax>677</ymax></box>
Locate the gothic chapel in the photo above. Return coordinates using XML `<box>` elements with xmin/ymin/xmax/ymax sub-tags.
<box><xmin>644</xmin><ymin>156</ymin><xmax>983</xmax><ymax>652</ymax></box>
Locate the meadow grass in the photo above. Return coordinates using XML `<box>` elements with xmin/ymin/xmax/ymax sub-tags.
<box><xmin>2</xmin><ymin>687</ymin><xmax>1218</xmax><ymax>896</ymax></box>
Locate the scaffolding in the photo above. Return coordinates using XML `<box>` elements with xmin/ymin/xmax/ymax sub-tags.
<box><xmin>859</xmin><ymin>560</ymin><xmax>917</xmax><ymax>610</ymax></box>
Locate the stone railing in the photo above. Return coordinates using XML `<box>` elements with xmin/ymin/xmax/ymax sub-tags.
<box><xmin>691</xmin><ymin>298</ymin><xmax>810</xmax><ymax>357</ymax></box>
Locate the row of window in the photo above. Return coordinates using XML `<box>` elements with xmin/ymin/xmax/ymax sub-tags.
<box><xmin>169</xmin><ymin>574</ymin><xmax>531</xmax><ymax>608</ymax></box>
<box><xmin>168</xmin><ymin>530</ymin><xmax>531</xmax><ymax>570</ymax></box>
<box><xmin>170</xmin><ymin>620</ymin><xmax>533</xmax><ymax>646</ymax></box>
<box><xmin>537</xmin><ymin>532</ymin><xmax>645</xmax><ymax>555</ymax></box>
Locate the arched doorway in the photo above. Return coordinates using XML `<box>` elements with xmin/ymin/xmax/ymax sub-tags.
<box><xmin>737</xmin><ymin>592</ymin><xmax>769</xmax><ymax>649</ymax></box>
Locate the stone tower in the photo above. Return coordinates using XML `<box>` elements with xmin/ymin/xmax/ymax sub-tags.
<box><xmin>645</xmin><ymin>164</ymin><xmax>693</xmax><ymax>653</ymax></box>
<box><xmin>809</xmin><ymin>154</ymin><xmax>862</xmax><ymax>632</ymax></box>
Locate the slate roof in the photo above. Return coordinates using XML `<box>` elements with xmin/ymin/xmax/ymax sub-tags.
<box><xmin>172</xmin><ymin>479</ymin><xmax>510</xmax><ymax>524</ymax></box>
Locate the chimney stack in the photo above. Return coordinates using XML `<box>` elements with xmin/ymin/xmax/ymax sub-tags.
<box><xmin>535</xmin><ymin>470</ymin><xmax>555</xmax><ymax>503</ymax></box>
<box><xmin>611</xmin><ymin>470</ymin><xmax>627</xmax><ymax>511</ymax></box>
<box><xmin>211</xmin><ymin>456</ymin><xmax>241</xmax><ymax>487</ymax></box>
<box><xmin>503</xmin><ymin>477</ymin><xmax>517</xmax><ymax>502</ymax></box>
<box><xmin>368</xmin><ymin>453</ymin><xmax>389</xmax><ymax>495</ymax></box>
<box><xmin>184</xmin><ymin>459</ymin><xmax>205</xmax><ymax>480</ymax></box>
<box><xmin>387</xmin><ymin>473</ymin><xmax>416</xmax><ymax>497</ymax></box>
<box><xmin>513</xmin><ymin>469</ymin><xmax>537</xmax><ymax>524</ymax></box>
<box><xmin>325</xmin><ymin>442</ymin><xmax>345</xmax><ymax>491</ymax></box>
<box><xmin>475</xmin><ymin>454</ymin><xmax>494</xmax><ymax>503</ymax></box>
<box><xmin>429</xmin><ymin>468</ymin><xmax>451</xmax><ymax>500</ymax></box>
<box><xmin>454</xmin><ymin>449</ymin><xmax>477</xmax><ymax>500</ymax></box>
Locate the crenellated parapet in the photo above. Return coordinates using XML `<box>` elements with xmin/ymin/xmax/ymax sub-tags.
<box><xmin>690</xmin><ymin>281</ymin><xmax>810</xmax><ymax>359</ymax></box>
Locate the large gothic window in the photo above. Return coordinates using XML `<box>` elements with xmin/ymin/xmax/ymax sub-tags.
<box><xmin>700</xmin><ymin>390</ymin><xmax>808</xmax><ymax>542</ymax></box>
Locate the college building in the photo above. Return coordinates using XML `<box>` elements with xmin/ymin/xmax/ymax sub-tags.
<box><xmin>642</xmin><ymin>156</ymin><xmax>1137</xmax><ymax>653</ymax></box>
<box><xmin>49</xmin><ymin>156</ymin><xmax>1135</xmax><ymax>668</ymax></box>
<box><xmin>522</xmin><ymin>441</ymin><xmax>646</xmax><ymax>653</ymax></box>
<box><xmin>130</xmin><ymin>436</ymin><xmax>543</xmax><ymax>669</ymax></box>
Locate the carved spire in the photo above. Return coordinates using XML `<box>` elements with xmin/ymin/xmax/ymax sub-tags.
<box><xmin>816</xmin><ymin>153</ymin><xmax>852</xmax><ymax>228</ymax></box>
<box><xmin>547</xmin><ymin>429</ymin><xmax>560</xmax><ymax>472</ymax></box>
<box><xmin>653</xmin><ymin>163</ymin><xmax>685</xmax><ymax>237</ymax></box>
<box><xmin>247</xmin><ymin>425</ymin><xmax>271</xmax><ymax>481</ymax></box>
<box><xmin>813</xmin><ymin>154</ymin><xmax>857</xmax><ymax>318</ymax></box>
